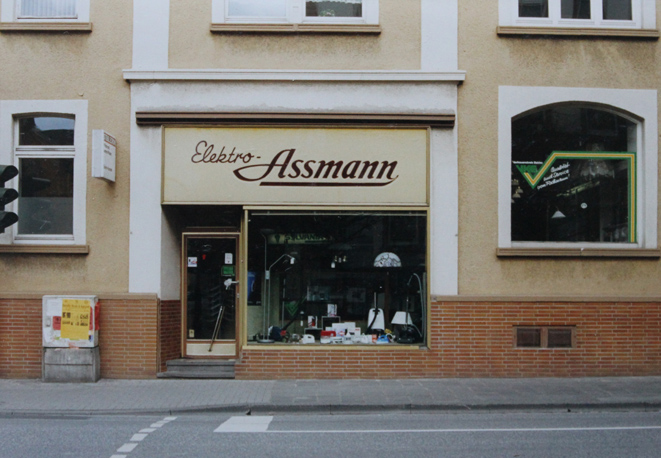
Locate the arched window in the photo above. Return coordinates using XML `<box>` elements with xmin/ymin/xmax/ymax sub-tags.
<box><xmin>511</xmin><ymin>105</ymin><xmax>636</xmax><ymax>243</ymax></box>
<box><xmin>498</xmin><ymin>86</ymin><xmax>658</xmax><ymax>255</ymax></box>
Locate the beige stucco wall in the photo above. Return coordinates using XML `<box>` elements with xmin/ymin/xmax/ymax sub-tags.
<box><xmin>457</xmin><ymin>2</ymin><xmax>661</xmax><ymax>296</ymax></box>
<box><xmin>0</xmin><ymin>0</ymin><xmax>132</xmax><ymax>293</ymax></box>
<box><xmin>168</xmin><ymin>0</ymin><xmax>421</xmax><ymax>70</ymax></box>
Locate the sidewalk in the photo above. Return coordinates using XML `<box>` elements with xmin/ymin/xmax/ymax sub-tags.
<box><xmin>1</xmin><ymin>377</ymin><xmax>660</xmax><ymax>416</ymax></box>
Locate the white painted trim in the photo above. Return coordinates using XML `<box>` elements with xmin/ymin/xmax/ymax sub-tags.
<box><xmin>499</xmin><ymin>0</ymin><xmax>656</xmax><ymax>29</ymax></box>
<box><xmin>123</xmin><ymin>69</ymin><xmax>466</xmax><ymax>82</ymax></box>
<box><xmin>430</xmin><ymin>125</ymin><xmax>459</xmax><ymax>295</ymax></box>
<box><xmin>421</xmin><ymin>0</ymin><xmax>458</xmax><ymax>72</ymax></box>
<box><xmin>0</xmin><ymin>99</ymin><xmax>87</xmax><ymax>246</ymax></box>
<box><xmin>132</xmin><ymin>0</ymin><xmax>170</xmax><ymax>70</ymax></box>
<box><xmin>1</xmin><ymin>0</ymin><xmax>89</xmax><ymax>22</ymax></box>
<box><xmin>128</xmin><ymin>118</ymin><xmax>164</xmax><ymax>294</ymax></box>
<box><xmin>498</xmin><ymin>86</ymin><xmax>658</xmax><ymax>250</ymax></box>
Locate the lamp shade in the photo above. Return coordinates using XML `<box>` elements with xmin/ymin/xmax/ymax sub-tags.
<box><xmin>391</xmin><ymin>311</ymin><xmax>413</xmax><ymax>325</ymax></box>
<box><xmin>373</xmin><ymin>252</ymin><xmax>401</xmax><ymax>267</ymax></box>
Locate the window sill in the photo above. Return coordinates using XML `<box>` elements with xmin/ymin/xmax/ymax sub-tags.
<box><xmin>497</xmin><ymin>247</ymin><xmax>661</xmax><ymax>258</ymax></box>
<box><xmin>0</xmin><ymin>22</ymin><xmax>92</xmax><ymax>32</ymax></box>
<box><xmin>211</xmin><ymin>23</ymin><xmax>381</xmax><ymax>34</ymax></box>
<box><xmin>497</xmin><ymin>26</ymin><xmax>659</xmax><ymax>38</ymax></box>
<box><xmin>0</xmin><ymin>244</ymin><xmax>89</xmax><ymax>254</ymax></box>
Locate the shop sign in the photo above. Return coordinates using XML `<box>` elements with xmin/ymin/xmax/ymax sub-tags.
<box><xmin>163</xmin><ymin>127</ymin><xmax>428</xmax><ymax>205</ymax></box>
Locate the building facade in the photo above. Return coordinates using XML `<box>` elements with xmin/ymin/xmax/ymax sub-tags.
<box><xmin>0</xmin><ymin>0</ymin><xmax>659</xmax><ymax>379</ymax></box>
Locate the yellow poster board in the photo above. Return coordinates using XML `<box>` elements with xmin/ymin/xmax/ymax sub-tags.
<box><xmin>61</xmin><ymin>299</ymin><xmax>91</xmax><ymax>341</ymax></box>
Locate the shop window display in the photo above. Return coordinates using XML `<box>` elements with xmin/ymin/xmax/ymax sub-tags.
<box><xmin>247</xmin><ymin>211</ymin><xmax>427</xmax><ymax>345</ymax></box>
<box><xmin>511</xmin><ymin>106</ymin><xmax>636</xmax><ymax>243</ymax></box>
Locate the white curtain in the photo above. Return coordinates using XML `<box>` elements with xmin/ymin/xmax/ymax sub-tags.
<box><xmin>20</xmin><ymin>0</ymin><xmax>76</xmax><ymax>18</ymax></box>
<box><xmin>228</xmin><ymin>0</ymin><xmax>287</xmax><ymax>17</ymax></box>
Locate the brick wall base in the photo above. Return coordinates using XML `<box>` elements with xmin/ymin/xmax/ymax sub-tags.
<box><xmin>99</xmin><ymin>297</ymin><xmax>160</xmax><ymax>379</ymax></box>
<box><xmin>159</xmin><ymin>300</ymin><xmax>181</xmax><ymax>372</ymax></box>
<box><xmin>236</xmin><ymin>300</ymin><xmax>661</xmax><ymax>379</ymax></box>
<box><xmin>0</xmin><ymin>295</ymin><xmax>160</xmax><ymax>380</ymax></box>
<box><xmin>3</xmin><ymin>297</ymin><xmax>659</xmax><ymax>379</ymax></box>
<box><xmin>0</xmin><ymin>298</ymin><xmax>42</xmax><ymax>378</ymax></box>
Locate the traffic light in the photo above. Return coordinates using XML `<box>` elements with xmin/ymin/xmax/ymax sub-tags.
<box><xmin>0</xmin><ymin>165</ymin><xmax>19</xmax><ymax>233</ymax></box>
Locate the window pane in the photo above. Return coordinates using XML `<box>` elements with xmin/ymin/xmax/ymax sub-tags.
<box><xmin>548</xmin><ymin>328</ymin><xmax>573</xmax><ymax>348</ymax></box>
<box><xmin>247</xmin><ymin>212</ymin><xmax>427</xmax><ymax>345</ymax></box>
<box><xmin>516</xmin><ymin>328</ymin><xmax>541</xmax><ymax>347</ymax></box>
<box><xmin>18</xmin><ymin>158</ymin><xmax>74</xmax><ymax>235</ymax></box>
<box><xmin>306</xmin><ymin>0</ymin><xmax>362</xmax><ymax>18</ymax></box>
<box><xmin>519</xmin><ymin>0</ymin><xmax>549</xmax><ymax>17</ymax></box>
<box><xmin>511</xmin><ymin>107</ymin><xmax>636</xmax><ymax>243</ymax></box>
<box><xmin>18</xmin><ymin>116</ymin><xmax>74</xmax><ymax>146</ymax></box>
<box><xmin>603</xmin><ymin>0</ymin><xmax>632</xmax><ymax>20</ymax></box>
<box><xmin>561</xmin><ymin>0</ymin><xmax>591</xmax><ymax>18</ymax></box>
<box><xmin>228</xmin><ymin>0</ymin><xmax>287</xmax><ymax>17</ymax></box>
<box><xmin>19</xmin><ymin>0</ymin><xmax>76</xmax><ymax>18</ymax></box>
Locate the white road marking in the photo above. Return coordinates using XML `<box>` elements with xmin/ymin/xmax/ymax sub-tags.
<box><xmin>215</xmin><ymin>416</ymin><xmax>274</xmax><ymax>432</ymax></box>
<box><xmin>223</xmin><ymin>425</ymin><xmax>661</xmax><ymax>434</ymax></box>
<box><xmin>110</xmin><ymin>416</ymin><xmax>177</xmax><ymax>458</ymax></box>
<box><xmin>117</xmin><ymin>443</ymin><xmax>138</xmax><ymax>453</ymax></box>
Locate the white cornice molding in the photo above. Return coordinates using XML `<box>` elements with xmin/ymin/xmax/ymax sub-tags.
<box><xmin>123</xmin><ymin>69</ymin><xmax>466</xmax><ymax>83</ymax></box>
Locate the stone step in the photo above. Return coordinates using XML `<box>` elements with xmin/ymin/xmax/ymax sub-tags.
<box><xmin>157</xmin><ymin>359</ymin><xmax>236</xmax><ymax>379</ymax></box>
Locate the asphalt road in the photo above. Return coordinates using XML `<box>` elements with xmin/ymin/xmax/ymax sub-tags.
<box><xmin>1</xmin><ymin>411</ymin><xmax>660</xmax><ymax>457</ymax></box>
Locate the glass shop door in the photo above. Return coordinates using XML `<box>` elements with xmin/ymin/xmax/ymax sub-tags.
<box><xmin>183</xmin><ymin>234</ymin><xmax>238</xmax><ymax>357</ymax></box>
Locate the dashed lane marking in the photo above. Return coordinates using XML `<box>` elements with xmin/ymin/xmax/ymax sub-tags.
<box><xmin>110</xmin><ymin>416</ymin><xmax>177</xmax><ymax>457</ymax></box>
<box><xmin>116</xmin><ymin>443</ymin><xmax>138</xmax><ymax>453</ymax></box>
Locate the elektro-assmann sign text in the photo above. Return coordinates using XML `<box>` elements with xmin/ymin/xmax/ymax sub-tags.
<box><xmin>192</xmin><ymin>141</ymin><xmax>399</xmax><ymax>187</ymax></box>
<box><xmin>163</xmin><ymin>127</ymin><xmax>428</xmax><ymax>205</ymax></box>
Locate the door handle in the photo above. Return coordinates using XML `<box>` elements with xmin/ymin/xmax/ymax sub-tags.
<box><xmin>224</xmin><ymin>278</ymin><xmax>239</xmax><ymax>290</ymax></box>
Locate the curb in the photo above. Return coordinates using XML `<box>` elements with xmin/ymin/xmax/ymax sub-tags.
<box><xmin>1</xmin><ymin>402</ymin><xmax>659</xmax><ymax>417</ymax></box>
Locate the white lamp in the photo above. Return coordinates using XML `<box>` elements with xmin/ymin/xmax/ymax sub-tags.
<box><xmin>391</xmin><ymin>311</ymin><xmax>413</xmax><ymax>326</ymax></box>
<box><xmin>391</xmin><ymin>311</ymin><xmax>421</xmax><ymax>344</ymax></box>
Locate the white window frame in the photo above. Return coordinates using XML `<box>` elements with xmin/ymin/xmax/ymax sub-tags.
<box><xmin>499</xmin><ymin>0</ymin><xmax>656</xmax><ymax>30</ymax></box>
<box><xmin>0</xmin><ymin>100</ymin><xmax>87</xmax><ymax>246</ymax></box>
<box><xmin>498</xmin><ymin>86</ymin><xmax>658</xmax><ymax>251</ymax></box>
<box><xmin>212</xmin><ymin>0</ymin><xmax>379</xmax><ymax>25</ymax></box>
<box><xmin>1</xmin><ymin>0</ymin><xmax>89</xmax><ymax>23</ymax></box>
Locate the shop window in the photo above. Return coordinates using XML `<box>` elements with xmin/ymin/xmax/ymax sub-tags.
<box><xmin>0</xmin><ymin>101</ymin><xmax>87</xmax><ymax>247</ymax></box>
<box><xmin>515</xmin><ymin>326</ymin><xmax>575</xmax><ymax>348</ymax></box>
<box><xmin>499</xmin><ymin>0</ymin><xmax>656</xmax><ymax>33</ymax></box>
<box><xmin>1</xmin><ymin>0</ymin><xmax>91</xmax><ymax>26</ymax></box>
<box><xmin>511</xmin><ymin>106</ymin><xmax>636</xmax><ymax>244</ymax></box>
<box><xmin>498</xmin><ymin>86</ymin><xmax>658</xmax><ymax>255</ymax></box>
<box><xmin>246</xmin><ymin>211</ymin><xmax>427</xmax><ymax>346</ymax></box>
<box><xmin>213</xmin><ymin>0</ymin><xmax>379</xmax><ymax>28</ymax></box>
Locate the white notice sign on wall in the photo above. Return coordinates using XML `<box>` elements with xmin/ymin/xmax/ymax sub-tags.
<box><xmin>92</xmin><ymin>130</ymin><xmax>117</xmax><ymax>182</ymax></box>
